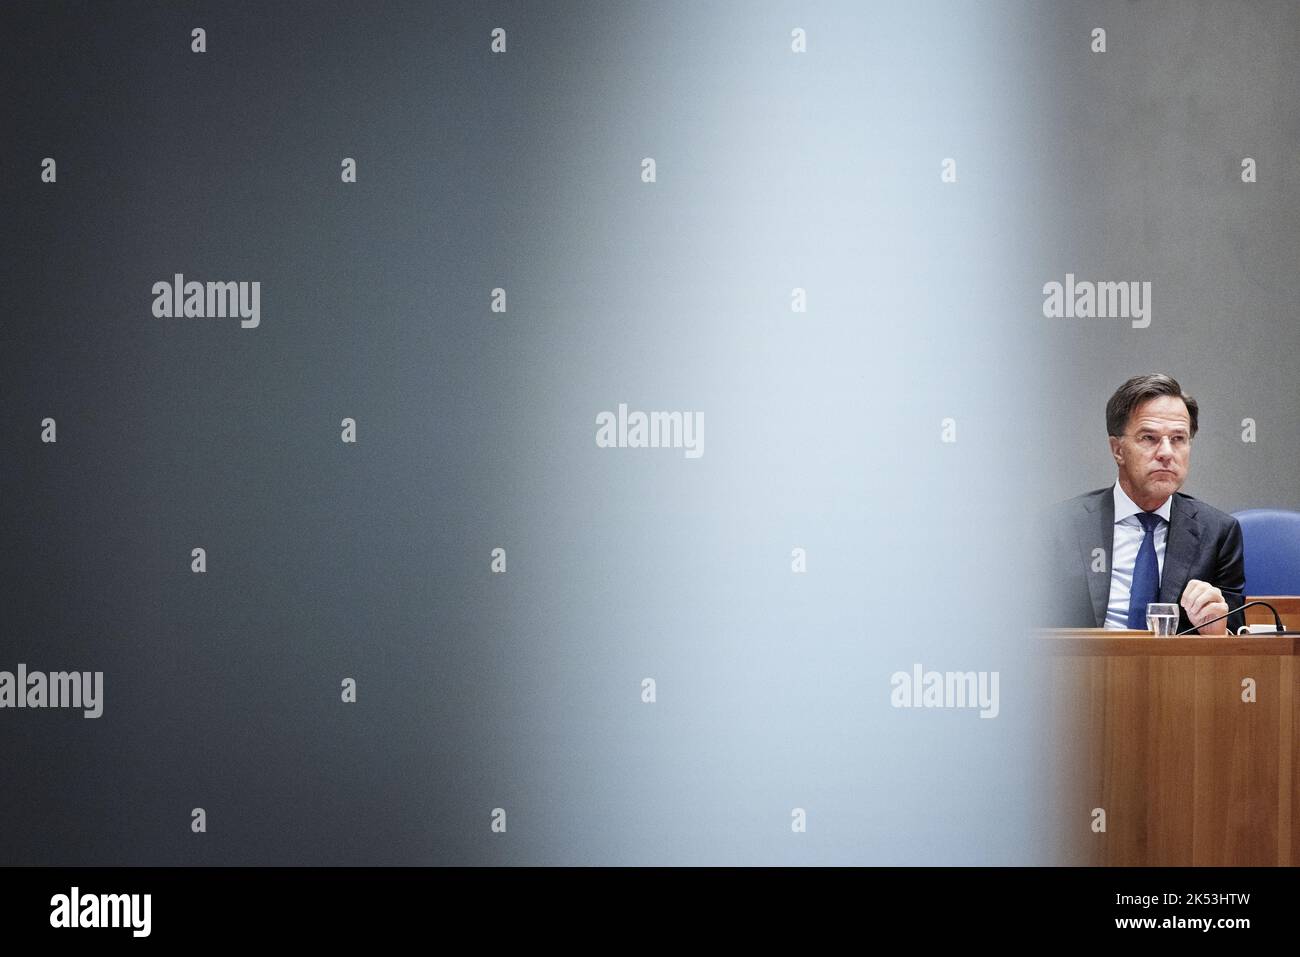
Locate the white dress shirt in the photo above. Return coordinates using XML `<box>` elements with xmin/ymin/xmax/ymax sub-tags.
<box><xmin>1105</xmin><ymin>482</ymin><xmax>1172</xmax><ymax>629</ymax></box>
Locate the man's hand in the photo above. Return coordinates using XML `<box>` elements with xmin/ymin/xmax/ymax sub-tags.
<box><xmin>1181</xmin><ymin>579</ymin><xmax>1229</xmax><ymax>635</ymax></box>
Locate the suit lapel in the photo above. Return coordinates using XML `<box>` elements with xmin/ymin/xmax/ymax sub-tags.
<box><xmin>1159</xmin><ymin>494</ymin><xmax>1201</xmax><ymax>604</ymax></box>
<box><xmin>1073</xmin><ymin>489</ymin><xmax>1114</xmax><ymax>627</ymax></box>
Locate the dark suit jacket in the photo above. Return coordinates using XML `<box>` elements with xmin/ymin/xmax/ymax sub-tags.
<box><xmin>1043</xmin><ymin>486</ymin><xmax>1246</xmax><ymax>634</ymax></box>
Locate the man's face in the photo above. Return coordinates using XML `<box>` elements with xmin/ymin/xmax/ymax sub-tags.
<box><xmin>1109</xmin><ymin>394</ymin><xmax>1193</xmax><ymax>509</ymax></box>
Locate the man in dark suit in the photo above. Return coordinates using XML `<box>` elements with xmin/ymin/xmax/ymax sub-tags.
<box><xmin>1044</xmin><ymin>374</ymin><xmax>1246</xmax><ymax>635</ymax></box>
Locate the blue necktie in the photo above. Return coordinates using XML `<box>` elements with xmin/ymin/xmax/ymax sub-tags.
<box><xmin>1126</xmin><ymin>512</ymin><xmax>1162</xmax><ymax>629</ymax></box>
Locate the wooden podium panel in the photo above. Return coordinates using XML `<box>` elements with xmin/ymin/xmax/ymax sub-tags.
<box><xmin>1244</xmin><ymin>596</ymin><xmax>1300</xmax><ymax>629</ymax></box>
<box><xmin>1040</xmin><ymin>630</ymin><xmax>1297</xmax><ymax>866</ymax></box>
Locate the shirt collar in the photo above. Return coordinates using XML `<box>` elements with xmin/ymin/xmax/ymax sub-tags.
<box><xmin>1113</xmin><ymin>481</ymin><xmax>1172</xmax><ymax>524</ymax></box>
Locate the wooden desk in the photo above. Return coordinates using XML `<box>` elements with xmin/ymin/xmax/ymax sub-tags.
<box><xmin>1040</xmin><ymin>628</ymin><xmax>1298</xmax><ymax>866</ymax></box>
<box><xmin>1245</xmin><ymin>596</ymin><xmax>1300</xmax><ymax>629</ymax></box>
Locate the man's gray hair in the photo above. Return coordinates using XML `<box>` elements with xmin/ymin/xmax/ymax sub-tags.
<box><xmin>1105</xmin><ymin>373</ymin><xmax>1199</xmax><ymax>437</ymax></box>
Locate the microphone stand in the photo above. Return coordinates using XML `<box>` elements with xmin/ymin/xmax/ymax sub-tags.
<box><xmin>1174</xmin><ymin>599</ymin><xmax>1299</xmax><ymax>636</ymax></box>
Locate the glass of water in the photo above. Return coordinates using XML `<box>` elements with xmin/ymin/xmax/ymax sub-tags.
<box><xmin>1146</xmin><ymin>602</ymin><xmax>1180</xmax><ymax>636</ymax></box>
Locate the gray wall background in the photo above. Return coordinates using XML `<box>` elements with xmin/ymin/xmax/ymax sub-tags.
<box><xmin>1037</xmin><ymin>1</ymin><xmax>1300</xmax><ymax>516</ymax></box>
<box><xmin>1</xmin><ymin>0</ymin><xmax>1295</xmax><ymax>866</ymax></box>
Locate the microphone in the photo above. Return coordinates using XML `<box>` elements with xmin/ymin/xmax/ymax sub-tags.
<box><xmin>1174</xmin><ymin>599</ymin><xmax>1296</xmax><ymax>636</ymax></box>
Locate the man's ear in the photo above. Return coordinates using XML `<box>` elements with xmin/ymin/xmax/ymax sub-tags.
<box><xmin>1108</xmin><ymin>435</ymin><xmax>1123</xmax><ymax>466</ymax></box>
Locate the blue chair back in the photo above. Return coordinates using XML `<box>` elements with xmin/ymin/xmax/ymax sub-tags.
<box><xmin>1233</xmin><ymin>509</ymin><xmax>1300</xmax><ymax>595</ymax></box>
